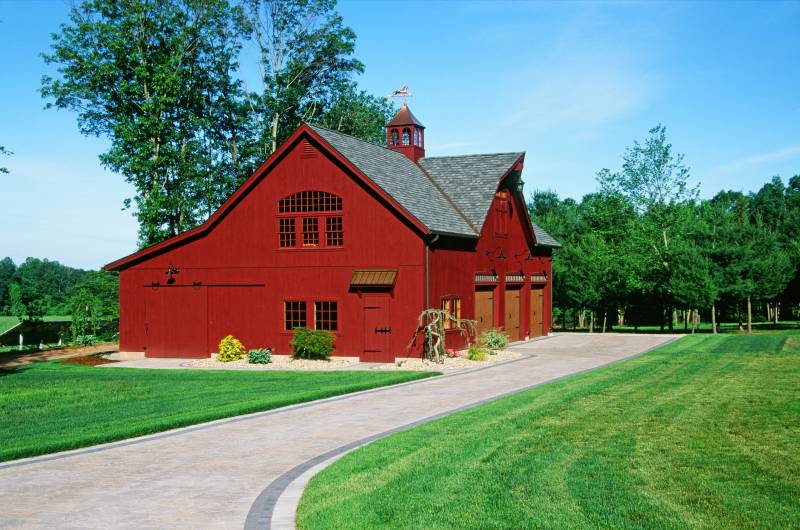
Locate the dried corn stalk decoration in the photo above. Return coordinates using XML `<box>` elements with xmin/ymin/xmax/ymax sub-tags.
<box><xmin>408</xmin><ymin>309</ymin><xmax>476</xmax><ymax>363</ymax></box>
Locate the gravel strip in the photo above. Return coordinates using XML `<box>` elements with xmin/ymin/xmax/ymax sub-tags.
<box><xmin>180</xmin><ymin>350</ymin><xmax>522</xmax><ymax>371</ymax></box>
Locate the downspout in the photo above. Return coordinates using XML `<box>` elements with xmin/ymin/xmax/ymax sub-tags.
<box><xmin>425</xmin><ymin>234</ymin><xmax>440</xmax><ymax>310</ymax></box>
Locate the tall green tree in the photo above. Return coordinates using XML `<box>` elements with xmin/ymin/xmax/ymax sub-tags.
<box><xmin>0</xmin><ymin>257</ymin><xmax>16</xmax><ymax>313</ymax></box>
<box><xmin>598</xmin><ymin>124</ymin><xmax>700</xmax><ymax>330</ymax></box>
<box><xmin>42</xmin><ymin>0</ymin><xmax>251</xmax><ymax>246</ymax></box>
<box><xmin>244</xmin><ymin>0</ymin><xmax>374</xmax><ymax>154</ymax></box>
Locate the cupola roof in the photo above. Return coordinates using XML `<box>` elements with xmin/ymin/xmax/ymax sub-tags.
<box><xmin>387</xmin><ymin>103</ymin><xmax>425</xmax><ymax>128</ymax></box>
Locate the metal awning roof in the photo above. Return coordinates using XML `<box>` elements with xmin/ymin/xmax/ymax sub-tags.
<box><xmin>350</xmin><ymin>269</ymin><xmax>398</xmax><ymax>289</ymax></box>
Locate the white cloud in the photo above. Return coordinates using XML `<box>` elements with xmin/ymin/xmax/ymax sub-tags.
<box><xmin>711</xmin><ymin>145</ymin><xmax>800</xmax><ymax>174</ymax></box>
<box><xmin>501</xmin><ymin>66</ymin><xmax>657</xmax><ymax>134</ymax></box>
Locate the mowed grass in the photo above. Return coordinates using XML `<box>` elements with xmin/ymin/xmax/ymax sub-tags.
<box><xmin>0</xmin><ymin>363</ymin><xmax>437</xmax><ymax>462</ymax></box>
<box><xmin>0</xmin><ymin>316</ymin><xmax>19</xmax><ymax>334</ymax></box>
<box><xmin>298</xmin><ymin>335</ymin><xmax>800</xmax><ymax>529</ymax></box>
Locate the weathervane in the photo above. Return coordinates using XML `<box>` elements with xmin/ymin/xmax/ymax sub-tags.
<box><xmin>386</xmin><ymin>85</ymin><xmax>413</xmax><ymax>105</ymax></box>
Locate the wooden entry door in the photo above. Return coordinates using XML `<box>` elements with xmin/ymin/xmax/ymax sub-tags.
<box><xmin>530</xmin><ymin>286</ymin><xmax>545</xmax><ymax>337</ymax></box>
<box><xmin>144</xmin><ymin>286</ymin><xmax>207</xmax><ymax>357</ymax></box>
<box><xmin>505</xmin><ymin>287</ymin><xmax>521</xmax><ymax>341</ymax></box>
<box><xmin>475</xmin><ymin>287</ymin><xmax>495</xmax><ymax>336</ymax></box>
<box><xmin>363</xmin><ymin>294</ymin><xmax>393</xmax><ymax>362</ymax></box>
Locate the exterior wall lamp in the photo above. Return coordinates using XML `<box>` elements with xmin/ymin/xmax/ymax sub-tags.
<box><xmin>165</xmin><ymin>264</ymin><xmax>180</xmax><ymax>284</ymax></box>
<box><xmin>485</xmin><ymin>247</ymin><xmax>507</xmax><ymax>260</ymax></box>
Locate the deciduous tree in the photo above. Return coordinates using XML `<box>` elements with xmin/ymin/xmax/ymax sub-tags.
<box><xmin>42</xmin><ymin>0</ymin><xmax>251</xmax><ymax>246</ymax></box>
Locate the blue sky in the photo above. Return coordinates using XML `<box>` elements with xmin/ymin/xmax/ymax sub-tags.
<box><xmin>1</xmin><ymin>0</ymin><xmax>798</xmax><ymax>269</ymax></box>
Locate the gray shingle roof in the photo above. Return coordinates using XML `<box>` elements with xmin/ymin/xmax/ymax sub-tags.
<box><xmin>310</xmin><ymin>124</ymin><xmax>561</xmax><ymax>247</ymax></box>
<box><xmin>418</xmin><ymin>153</ymin><xmax>523</xmax><ymax>230</ymax></box>
<box><xmin>532</xmin><ymin>222</ymin><xmax>562</xmax><ymax>248</ymax></box>
<box><xmin>309</xmin><ymin>125</ymin><xmax>475</xmax><ymax>236</ymax></box>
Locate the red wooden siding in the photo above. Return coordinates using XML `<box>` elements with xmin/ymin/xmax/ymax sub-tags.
<box><xmin>113</xmin><ymin>125</ymin><xmax>555</xmax><ymax>361</ymax></box>
<box><xmin>118</xmin><ymin>135</ymin><xmax>425</xmax><ymax>360</ymax></box>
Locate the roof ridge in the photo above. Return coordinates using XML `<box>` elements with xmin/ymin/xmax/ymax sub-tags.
<box><xmin>306</xmin><ymin>122</ymin><xmax>399</xmax><ymax>154</ymax></box>
<box><xmin>420</xmin><ymin>151</ymin><xmax>524</xmax><ymax>161</ymax></box>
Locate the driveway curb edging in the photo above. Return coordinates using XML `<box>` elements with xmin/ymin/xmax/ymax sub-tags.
<box><xmin>247</xmin><ymin>335</ymin><xmax>682</xmax><ymax>530</ymax></box>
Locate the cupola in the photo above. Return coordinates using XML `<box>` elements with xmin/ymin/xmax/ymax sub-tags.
<box><xmin>386</xmin><ymin>103</ymin><xmax>425</xmax><ymax>162</ymax></box>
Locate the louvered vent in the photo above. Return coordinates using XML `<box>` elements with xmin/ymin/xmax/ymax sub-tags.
<box><xmin>531</xmin><ymin>275</ymin><xmax>547</xmax><ymax>283</ymax></box>
<box><xmin>301</xmin><ymin>140</ymin><xmax>317</xmax><ymax>158</ymax></box>
<box><xmin>505</xmin><ymin>273</ymin><xmax>525</xmax><ymax>283</ymax></box>
<box><xmin>474</xmin><ymin>273</ymin><xmax>498</xmax><ymax>283</ymax></box>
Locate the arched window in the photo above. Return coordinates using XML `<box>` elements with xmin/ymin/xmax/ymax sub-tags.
<box><xmin>390</xmin><ymin>129</ymin><xmax>399</xmax><ymax>146</ymax></box>
<box><xmin>414</xmin><ymin>129</ymin><xmax>419</xmax><ymax>146</ymax></box>
<box><xmin>402</xmin><ymin>128</ymin><xmax>410</xmax><ymax>146</ymax></box>
<box><xmin>278</xmin><ymin>191</ymin><xmax>343</xmax><ymax>248</ymax></box>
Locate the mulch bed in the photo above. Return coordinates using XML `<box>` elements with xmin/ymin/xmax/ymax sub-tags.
<box><xmin>60</xmin><ymin>356</ymin><xmax>118</xmax><ymax>366</ymax></box>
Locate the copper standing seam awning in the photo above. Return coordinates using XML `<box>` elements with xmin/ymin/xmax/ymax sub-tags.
<box><xmin>350</xmin><ymin>269</ymin><xmax>398</xmax><ymax>289</ymax></box>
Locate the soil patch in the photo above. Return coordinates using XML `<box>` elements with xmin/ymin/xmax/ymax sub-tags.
<box><xmin>60</xmin><ymin>355</ymin><xmax>118</xmax><ymax>366</ymax></box>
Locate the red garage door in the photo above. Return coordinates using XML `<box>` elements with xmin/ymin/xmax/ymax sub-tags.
<box><xmin>144</xmin><ymin>286</ymin><xmax>208</xmax><ymax>358</ymax></box>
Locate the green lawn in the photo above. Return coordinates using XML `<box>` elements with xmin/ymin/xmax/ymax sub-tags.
<box><xmin>0</xmin><ymin>362</ymin><xmax>437</xmax><ymax>462</ymax></box>
<box><xmin>559</xmin><ymin>319</ymin><xmax>800</xmax><ymax>335</ymax></box>
<box><xmin>0</xmin><ymin>316</ymin><xmax>19</xmax><ymax>334</ymax></box>
<box><xmin>298</xmin><ymin>335</ymin><xmax>800</xmax><ymax>529</ymax></box>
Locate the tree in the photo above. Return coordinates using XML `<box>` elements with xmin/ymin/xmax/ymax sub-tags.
<box><xmin>42</xmin><ymin>0</ymin><xmax>251</xmax><ymax>246</ymax></box>
<box><xmin>314</xmin><ymin>86</ymin><xmax>395</xmax><ymax>145</ymax></box>
<box><xmin>0</xmin><ymin>146</ymin><xmax>10</xmax><ymax>174</ymax></box>
<box><xmin>0</xmin><ymin>257</ymin><xmax>16</xmax><ymax>313</ymax></box>
<box><xmin>11</xmin><ymin>258</ymin><xmax>88</xmax><ymax>318</ymax></box>
<box><xmin>598</xmin><ymin>125</ymin><xmax>700</xmax><ymax>330</ymax></box>
<box><xmin>244</xmin><ymin>0</ymin><xmax>370</xmax><ymax>155</ymax></box>
<box><xmin>68</xmin><ymin>272</ymin><xmax>119</xmax><ymax>340</ymax></box>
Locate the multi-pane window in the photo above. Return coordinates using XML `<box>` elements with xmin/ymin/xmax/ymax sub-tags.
<box><xmin>325</xmin><ymin>216</ymin><xmax>343</xmax><ymax>247</ymax></box>
<box><xmin>402</xmin><ymin>128</ymin><xmax>410</xmax><ymax>145</ymax></box>
<box><xmin>279</xmin><ymin>218</ymin><xmax>296</xmax><ymax>248</ymax></box>
<box><xmin>279</xmin><ymin>190</ymin><xmax>342</xmax><ymax>213</ymax></box>
<box><xmin>277</xmin><ymin>190</ymin><xmax>343</xmax><ymax>249</ymax></box>
<box><xmin>284</xmin><ymin>301</ymin><xmax>307</xmax><ymax>330</ymax></box>
<box><xmin>302</xmin><ymin>217</ymin><xmax>319</xmax><ymax>247</ymax></box>
<box><xmin>441</xmin><ymin>297</ymin><xmax>462</xmax><ymax>329</ymax></box>
<box><xmin>315</xmin><ymin>301</ymin><xmax>338</xmax><ymax>331</ymax></box>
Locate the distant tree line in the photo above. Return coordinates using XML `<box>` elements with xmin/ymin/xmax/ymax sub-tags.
<box><xmin>42</xmin><ymin>0</ymin><xmax>394</xmax><ymax>247</ymax></box>
<box><xmin>0</xmin><ymin>258</ymin><xmax>118</xmax><ymax>329</ymax></box>
<box><xmin>530</xmin><ymin>125</ymin><xmax>799</xmax><ymax>333</ymax></box>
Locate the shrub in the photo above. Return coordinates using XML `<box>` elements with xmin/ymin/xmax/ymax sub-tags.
<box><xmin>217</xmin><ymin>335</ymin><xmax>245</xmax><ymax>362</ymax></box>
<box><xmin>467</xmin><ymin>343</ymin><xmax>487</xmax><ymax>361</ymax></box>
<box><xmin>290</xmin><ymin>327</ymin><xmax>334</xmax><ymax>360</ymax></box>
<box><xmin>481</xmin><ymin>329</ymin><xmax>508</xmax><ymax>353</ymax></box>
<box><xmin>74</xmin><ymin>334</ymin><xmax>98</xmax><ymax>347</ymax></box>
<box><xmin>247</xmin><ymin>348</ymin><xmax>272</xmax><ymax>364</ymax></box>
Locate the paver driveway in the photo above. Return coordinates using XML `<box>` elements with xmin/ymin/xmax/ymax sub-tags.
<box><xmin>0</xmin><ymin>333</ymin><xmax>675</xmax><ymax>530</ymax></box>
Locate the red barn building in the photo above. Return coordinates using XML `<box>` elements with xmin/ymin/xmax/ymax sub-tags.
<box><xmin>105</xmin><ymin>105</ymin><xmax>560</xmax><ymax>361</ymax></box>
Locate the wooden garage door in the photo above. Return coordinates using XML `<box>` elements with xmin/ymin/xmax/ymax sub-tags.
<box><xmin>475</xmin><ymin>287</ymin><xmax>494</xmax><ymax>336</ymax></box>
<box><xmin>505</xmin><ymin>287</ymin><xmax>521</xmax><ymax>342</ymax></box>
<box><xmin>144</xmin><ymin>286</ymin><xmax>207</xmax><ymax>358</ymax></box>
<box><xmin>530</xmin><ymin>285</ymin><xmax>544</xmax><ymax>337</ymax></box>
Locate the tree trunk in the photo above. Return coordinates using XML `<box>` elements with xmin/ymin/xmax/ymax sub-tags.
<box><xmin>775</xmin><ymin>301</ymin><xmax>780</xmax><ymax>325</ymax></box>
<box><xmin>747</xmin><ymin>296</ymin><xmax>752</xmax><ymax>334</ymax></box>
<box><xmin>712</xmin><ymin>302</ymin><xmax>717</xmax><ymax>334</ymax></box>
<box><xmin>578</xmin><ymin>308</ymin><xmax>585</xmax><ymax>329</ymax></box>
<box><xmin>668</xmin><ymin>308</ymin><xmax>674</xmax><ymax>332</ymax></box>
<box><xmin>738</xmin><ymin>303</ymin><xmax>743</xmax><ymax>331</ymax></box>
<box><xmin>602</xmin><ymin>310</ymin><xmax>607</xmax><ymax>333</ymax></box>
<box><xmin>589</xmin><ymin>311</ymin><xmax>594</xmax><ymax>333</ymax></box>
<box><xmin>684</xmin><ymin>310</ymin><xmax>689</xmax><ymax>332</ymax></box>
